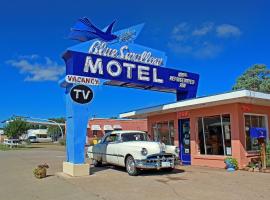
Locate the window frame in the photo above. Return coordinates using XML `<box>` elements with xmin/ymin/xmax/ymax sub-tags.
<box><xmin>102</xmin><ymin>133</ymin><xmax>119</xmax><ymax>144</ymax></box>
<box><xmin>243</xmin><ymin>113</ymin><xmax>269</xmax><ymax>152</ymax></box>
<box><xmin>198</xmin><ymin>114</ymin><xmax>232</xmax><ymax>156</ymax></box>
<box><xmin>151</xmin><ymin>120</ymin><xmax>175</xmax><ymax>145</ymax></box>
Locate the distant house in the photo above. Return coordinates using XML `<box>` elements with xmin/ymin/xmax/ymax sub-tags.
<box><xmin>87</xmin><ymin>118</ymin><xmax>147</xmax><ymax>144</ymax></box>
<box><xmin>25</xmin><ymin>129</ymin><xmax>52</xmax><ymax>142</ymax></box>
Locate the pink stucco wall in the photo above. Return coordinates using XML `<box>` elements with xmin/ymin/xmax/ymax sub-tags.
<box><xmin>147</xmin><ymin>103</ymin><xmax>270</xmax><ymax>169</ymax></box>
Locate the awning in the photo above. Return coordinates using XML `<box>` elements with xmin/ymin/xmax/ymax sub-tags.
<box><xmin>119</xmin><ymin>90</ymin><xmax>270</xmax><ymax>119</ymax></box>
<box><xmin>103</xmin><ymin>125</ymin><xmax>114</xmax><ymax>131</ymax></box>
<box><xmin>91</xmin><ymin>125</ymin><xmax>102</xmax><ymax>131</ymax></box>
<box><xmin>113</xmin><ymin>124</ymin><xmax>122</xmax><ymax>130</ymax></box>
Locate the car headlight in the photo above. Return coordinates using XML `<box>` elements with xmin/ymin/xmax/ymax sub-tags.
<box><xmin>175</xmin><ymin>147</ymin><xmax>180</xmax><ymax>154</ymax></box>
<box><xmin>141</xmin><ymin>148</ymin><xmax>148</xmax><ymax>156</ymax></box>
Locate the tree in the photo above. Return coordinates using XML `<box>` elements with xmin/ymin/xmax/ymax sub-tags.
<box><xmin>47</xmin><ymin>117</ymin><xmax>66</xmax><ymax>141</ymax></box>
<box><xmin>4</xmin><ymin>118</ymin><xmax>28</xmax><ymax>139</ymax></box>
<box><xmin>232</xmin><ymin>64</ymin><xmax>270</xmax><ymax>93</ymax></box>
<box><xmin>27</xmin><ymin>124</ymin><xmax>47</xmax><ymax>130</ymax></box>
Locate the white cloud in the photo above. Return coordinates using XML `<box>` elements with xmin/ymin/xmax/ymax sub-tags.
<box><xmin>6</xmin><ymin>55</ymin><xmax>65</xmax><ymax>82</ymax></box>
<box><xmin>193</xmin><ymin>42</ymin><xmax>222</xmax><ymax>59</ymax></box>
<box><xmin>171</xmin><ymin>22</ymin><xmax>190</xmax><ymax>42</ymax></box>
<box><xmin>192</xmin><ymin>22</ymin><xmax>214</xmax><ymax>36</ymax></box>
<box><xmin>168</xmin><ymin>22</ymin><xmax>242</xmax><ymax>59</ymax></box>
<box><xmin>216</xmin><ymin>24</ymin><xmax>242</xmax><ymax>37</ymax></box>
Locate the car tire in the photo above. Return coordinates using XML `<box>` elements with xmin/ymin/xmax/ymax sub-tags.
<box><xmin>93</xmin><ymin>159</ymin><xmax>102</xmax><ymax>167</ymax></box>
<box><xmin>125</xmin><ymin>156</ymin><xmax>139</xmax><ymax>176</ymax></box>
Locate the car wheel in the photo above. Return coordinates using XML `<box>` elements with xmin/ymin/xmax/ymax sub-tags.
<box><xmin>92</xmin><ymin>159</ymin><xmax>102</xmax><ymax>167</ymax></box>
<box><xmin>125</xmin><ymin>156</ymin><xmax>139</xmax><ymax>176</ymax></box>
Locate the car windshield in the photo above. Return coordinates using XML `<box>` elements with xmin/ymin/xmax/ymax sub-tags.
<box><xmin>121</xmin><ymin>132</ymin><xmax>148</xmax><ymax>142</ymax></box>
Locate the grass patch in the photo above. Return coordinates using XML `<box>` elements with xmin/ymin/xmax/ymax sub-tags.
<box><xmin>0</xmin><ymin>143</ymin><xmax>30</xmax><ymax>151</ymax></box>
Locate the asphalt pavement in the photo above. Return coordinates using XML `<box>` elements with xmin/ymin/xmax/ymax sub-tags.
<box><xmin>0</xmin><ymin>144</ymin><xmax>270</xmax><ymax>200</ymax></box>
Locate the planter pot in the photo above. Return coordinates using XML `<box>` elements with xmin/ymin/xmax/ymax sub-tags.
<box><xmin>34</xmin><ymin>167</ymin><xmax>47</xmax><ymax>179</ymax></box>
<box><xmin>225</xmin><ymin>160</ymin><xmax>235</xmax><ymax>172</ymax></box>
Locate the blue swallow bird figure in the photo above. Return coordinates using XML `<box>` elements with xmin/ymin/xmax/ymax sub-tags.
<box><xmin>69</xmin><ymin>17</ymin><xmax>117</xmax><ymax>42</ymax></box>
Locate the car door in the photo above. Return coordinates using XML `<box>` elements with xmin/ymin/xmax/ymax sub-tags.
<box><xmin>101</xmin><ymin>133</ymin><xmax>119</xmax><ymax>165</ymax></box>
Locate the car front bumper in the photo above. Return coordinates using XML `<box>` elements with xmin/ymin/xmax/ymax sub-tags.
<box><xmin>135</xmin><ymin>156</ymin><xmax>180</xmax><ymax>169</ymax></box>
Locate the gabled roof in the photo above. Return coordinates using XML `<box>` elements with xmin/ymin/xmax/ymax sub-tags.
<box><xmin>119</xmin><ymin>90</ymin><xmax>270</xmax><ymax>119</ymax></box>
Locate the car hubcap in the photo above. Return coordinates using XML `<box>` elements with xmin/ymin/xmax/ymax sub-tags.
<box><xmin>127</xmin><ymin>158</ymin><xmax>135</xmax><ymax>173</ymax></box>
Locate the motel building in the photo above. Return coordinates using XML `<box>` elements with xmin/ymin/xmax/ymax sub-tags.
<box><xmin>120</xmin><ymin>90</ymin><xmax>270</xmax><ymax>169</ymax></box>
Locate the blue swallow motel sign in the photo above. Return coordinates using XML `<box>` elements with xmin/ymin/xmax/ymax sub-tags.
<box><xmin>60</xmin><ymin>18</ymin><xmax>199</xmax><ymax>176</ymax></box>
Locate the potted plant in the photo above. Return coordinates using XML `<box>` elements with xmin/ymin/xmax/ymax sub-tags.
<box><xmin>33</xmin><ymin>163</ymin><xmax>49</xmax><ymax>179</ymax></box>
<box><xmin>224</xmin><ymin>157</ymin><xmax>238</xmax><ymax>172</ymax></box>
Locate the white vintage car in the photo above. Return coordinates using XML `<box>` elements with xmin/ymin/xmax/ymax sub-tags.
<box><xmin>87</xmin><ymin>130</ymin><xmax>180</xmax><ymax>176</ymax></box>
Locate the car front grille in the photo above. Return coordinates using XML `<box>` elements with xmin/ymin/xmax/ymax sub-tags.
<box><xmin>146</xmin><ymin>153</ymin><xmax>175</xmax><ymax>162</ymax></box>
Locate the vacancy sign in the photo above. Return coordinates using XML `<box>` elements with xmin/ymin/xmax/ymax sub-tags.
<box><xmin>65</xmin><ymin>75</ymin><xmax>100</xmax><ymax>86</ymax></box>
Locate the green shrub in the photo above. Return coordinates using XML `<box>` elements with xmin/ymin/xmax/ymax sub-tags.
<box><xmin>266</xmin><ymin>142</ymin><xmax>270</xmax><ymax>167</ymax></box>
<box><xmin>59</xmin><ymin>138</ymin><xmax>66</xmax><ymax>146</ymax></box>
<box><xmin>25</xmin><ymin>139</ymin><xmax>31</xmax><ymax>145</ymax></box>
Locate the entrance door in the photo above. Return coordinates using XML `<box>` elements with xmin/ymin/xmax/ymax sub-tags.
<box><xmin>178</xmin><ymin>119</ymin><xmax>191</xmax><ymax>165</ymax></box>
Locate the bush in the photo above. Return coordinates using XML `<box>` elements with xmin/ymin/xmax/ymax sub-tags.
<box><xmin>33</xmin><ymin>163</ymin><xmax>49</xmax><ymax>179</ymax></box>
<box><xmin>266</xmin><ymin>142</ymin><xmax>270</xmax><ymax>167</ymax></box>
<box><xmin>25</xmin><ymin>139</ymin><xmax>31</xmax><ymax>145</ymax></box>
<box><xmin>59</xmin><ymin>138</ymin><xmax>66</xmax><ymax>146</ymax></box>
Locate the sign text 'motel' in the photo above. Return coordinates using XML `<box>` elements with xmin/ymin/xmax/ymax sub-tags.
<box><xmin>66</xmin><ymin>41</ymin><xmax>199</xmax><ymax>93</ymax></box>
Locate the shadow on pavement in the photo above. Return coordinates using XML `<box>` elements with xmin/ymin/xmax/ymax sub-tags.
<box><xmin>90</xmin><ymin>164</ymin><xmax>123</xmax><ymax>174</ymax></box>
<box><xmin>139</xmin><ymin>168</ymin><xmax>185</xmax><ymax>176</ymax></box>
<box><xmin>46</xmin><ymin>174</ymin><xmax>55</xmax><ymax>178</ymax></box>
<box><xmin>90</xmin><ymin>164</ymin><xmax>185</xmax><ymax>176</ymax></box>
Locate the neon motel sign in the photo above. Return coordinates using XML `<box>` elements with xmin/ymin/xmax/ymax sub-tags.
<box><xmin>65</xmin><ymin>40</ymin><xmax>199</xmax><ymax>99</ymax></box>
<box><xmin>60</xmin><ymin>18</ymin><xmax>200</xmax><ymax>170</ymax></box>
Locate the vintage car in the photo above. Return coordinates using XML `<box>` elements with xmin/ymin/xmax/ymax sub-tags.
<box><xmin>87</xmin><ymin>130</ymin><xmax>180</xmax><ymax>176</ymax></box>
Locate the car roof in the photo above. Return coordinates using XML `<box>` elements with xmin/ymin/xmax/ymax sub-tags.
<box><xmin>107</xmin><ymin>130</ymin><xmax>146</xmax><ymax>135</ymax></box>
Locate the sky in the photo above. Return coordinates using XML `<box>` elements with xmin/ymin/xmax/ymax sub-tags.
<box><xmin>0</xmin><ymin>0</ymin><xmax>270</xmax><ymax>125</ymax></box>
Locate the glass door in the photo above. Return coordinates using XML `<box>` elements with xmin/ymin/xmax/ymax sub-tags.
<box><xmin>179</xmin><ymin>119</ymin><xmax>191</xmax><ymax>165</ymax></box>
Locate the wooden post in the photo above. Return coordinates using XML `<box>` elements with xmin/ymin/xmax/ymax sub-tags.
<box><xmin>259</xmin><ymin>138</ymin><xmax>266</xmax><ymax>169</ymax></box>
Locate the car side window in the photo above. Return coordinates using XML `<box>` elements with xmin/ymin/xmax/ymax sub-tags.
<box><xmin>104</xmin><ymin>134</ymin><xmax>118</xmax><ymax>143</ymax></box>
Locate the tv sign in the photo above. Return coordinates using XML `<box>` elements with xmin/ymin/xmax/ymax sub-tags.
<box><xmin>70</xmin><ymin>85</ymin><xmax>93</xmax><ymax>104</ymax></box>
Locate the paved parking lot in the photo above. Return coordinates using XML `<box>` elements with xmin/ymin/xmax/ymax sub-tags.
<box><xmin>0</xmin><ymin>145</ymin><xmax>270</xmax><ymax>200</ymax></box>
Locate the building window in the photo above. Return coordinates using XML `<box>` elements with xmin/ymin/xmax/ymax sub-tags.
<box><xmin>93</xmin><ymin>130</ymin><xmax>98</xmax><ymax>137</ymax></box>
<box><xmin>152</xmin><ymin>121</ymin><xmax>174</xmax><ymax>145</ymax></box>
<box><xmin>244</xmin><ymin>114</ymin><xmax>267</xmax><ymax>151</ymax></box>
<box><xmin>198</xmin><ymin>115</ymin><xmax>232</xmax><ymax>156</ymax></box>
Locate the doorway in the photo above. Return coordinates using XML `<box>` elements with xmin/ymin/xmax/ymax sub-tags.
<box><xmin>179</xmin><ymin>119</ymin><xmax>191</xmax><ymax>165</ymax></box>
